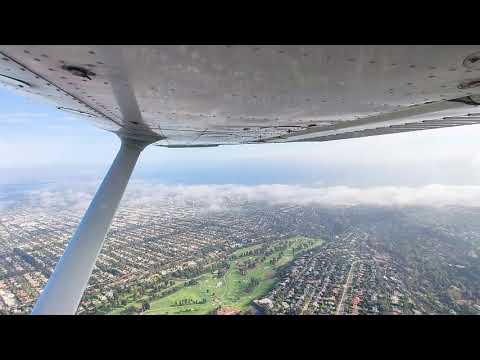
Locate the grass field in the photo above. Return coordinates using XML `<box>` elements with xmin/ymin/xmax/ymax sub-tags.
<box><xmin>143</xmin><ymin>236</ymin><xmax>324</xmax><ymax>315</ymax></box>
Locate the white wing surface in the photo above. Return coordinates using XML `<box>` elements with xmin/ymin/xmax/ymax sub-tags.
<box><xmin>1</xmin><ymin>45</ymin><xmax>480</xmax><ymax>147</ymax></box>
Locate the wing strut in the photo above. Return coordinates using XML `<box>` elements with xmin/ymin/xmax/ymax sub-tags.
<box><xmin>32</xmin><ymin>136</ymin><xmax>151</xmax><ymax>315</ymax></box>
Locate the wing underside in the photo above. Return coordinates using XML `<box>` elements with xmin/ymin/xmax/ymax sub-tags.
<box><xmin>1</xmin><ymin>45</ymin><xmax>480</xmax><ymax>147</ymax></box>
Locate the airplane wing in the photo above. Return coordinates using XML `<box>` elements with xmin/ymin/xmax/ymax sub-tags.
<box><xmin>1</xmin><ymin>45</ymin><xmax>480</xmax><ymax>147</ymax></box>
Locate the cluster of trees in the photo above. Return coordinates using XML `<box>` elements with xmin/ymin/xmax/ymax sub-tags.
<box><xmin>244</xmin><ymin>277</ymin><xmax>260</xmax><ymax>293</ymax></box>
<box><xmin>212</xmin><ymin>261</ymin><xmax>229</xmax><ymax>278</ymax></box>
<box><xmin>122</xmin><ymin>301</ymin><xmax>150</xmax><ymax>314</ymax></box>
<box><xmin>230</xmin><ymin>239</ymin><xmax>311</xmax><ymax>270</ymax></box>
<box><xmin>172</xmin><ymin>298</ymin><xmax>207</xmax><ymax>307</ymax></box>
<box><xmin>215</xmin><ymin>268</ymin><xmax>227</xmax><ymax>278</ymax></box>
<box><xmin>269</xmin><ymin>255</ymin><xmax>283</xmax><ymax>266</ymax></box>
<box><xmin>141</xmin><ymin>302</ymin><xmax>150</xmax><ymax>312</ymax></box>
<box><xmin>184</xmin><ymin>279</ymin><xmax>199</xmax><ymax>287</ymax></box>
<box><xmin>173</xmin><ymin>267</ymin><xmax>202</xmax><ymax>279</ymax></box>
<box><xmin>238</xmin><ymin>258</ymin><xmax>259</xmax><ymax>276</ymax></box>
<box><xmin>234</xmin><ymin>245</ymin><xmax>269</xmax><ymax>260</ymax></box>
<box><xmin>173</xmin><ymin>258</ymin><xmax>228</xmax><ymax>280</ymax></box>
<box><xmin>90</xmin><ymin>274</ymin><xmax>179</xmax><ymax>313</ymax></box>
<box><xmin>291</xmin><ymin>241</ymin><xmax>314</xmax><ymax>254</ymax></box>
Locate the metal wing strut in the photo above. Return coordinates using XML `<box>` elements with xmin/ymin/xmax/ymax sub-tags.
<box><xmin>32</xmin><ymin>136</ymin><xmax>152</xmax><ymax>314</ymax></box>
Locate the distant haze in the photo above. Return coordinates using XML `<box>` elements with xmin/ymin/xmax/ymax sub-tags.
<box><xmin>4</xmin><ymin>181</ymin><xmax>480</xmax><ymax>212</ymax></box>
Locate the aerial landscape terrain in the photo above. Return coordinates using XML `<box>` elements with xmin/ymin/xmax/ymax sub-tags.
<box><xmin>1</xmin><ymin>181</ymin><xmax>479</xmax><ymax>315</ymax></box>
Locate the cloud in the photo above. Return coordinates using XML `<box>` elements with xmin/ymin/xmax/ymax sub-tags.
<box><xmin>28</xmin><ymin>188</ymin><xmax>94</xmax><ymax>211</ymax></box>
<box><xmin>121</xmin><ymin>182</ymin><xmax>480</xmax><ymax>210</ymax></box>
<box><xmin>0</xmin><ymin>182</ymin><xmax>97</xmax><ymax>212</ymax></box>
<box><xmin>5</xmin><ymin>181</ymin><xmax>480</xmax><ymax>213</ymax></box>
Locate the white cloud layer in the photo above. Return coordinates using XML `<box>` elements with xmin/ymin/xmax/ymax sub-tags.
<box><xmin>122</xmin><ymin>183</ymin><xmax>480</xmax><ymax>210</ymax></box>
<box><xmin>6</xmin><ymin>182</ymin><xmax>480</xmax><ymax>212</ymax></box>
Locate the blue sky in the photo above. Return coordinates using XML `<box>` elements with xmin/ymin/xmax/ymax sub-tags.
<box><xmin>3</xmin><ymin>85</ymin><xmax>480</xmax><ymax>190</ymax></box>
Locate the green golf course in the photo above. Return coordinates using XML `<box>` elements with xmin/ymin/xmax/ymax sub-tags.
<box><xmin>143</xmin><ymin>236</ymin><xmax>324</xmax><ymax>315</ymax></box>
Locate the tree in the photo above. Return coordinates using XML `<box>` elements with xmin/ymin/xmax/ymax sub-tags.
<box><xmin>142</xmin><ymin>302</ymin><xmax>150</xmax><ymax>312</ymax></box>
<box><xmin>126</xmin><ymin>305</ymin><xmax>137</xmax><ymax>314</ymax></box>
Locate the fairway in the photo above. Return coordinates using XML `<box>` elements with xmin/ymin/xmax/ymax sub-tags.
<box><xmin>143</xmin><ymin>237</ymin><xmax>324</xmax><ymax>315</ymax></box>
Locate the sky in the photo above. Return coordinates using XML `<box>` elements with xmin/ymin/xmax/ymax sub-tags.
<box><xmin>3</xmin><ymin>85</ymin><xmax>480</xmax><ymax>209</ymax></box>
